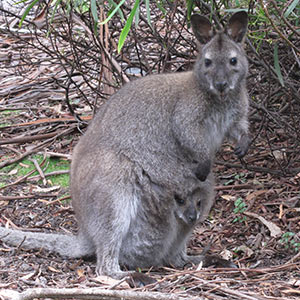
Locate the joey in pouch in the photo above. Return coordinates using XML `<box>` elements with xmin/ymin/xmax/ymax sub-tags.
<box><xmin>0</xmin><ymin>12</ymin><xmax>250</xmax><ymax>280</ymax></box>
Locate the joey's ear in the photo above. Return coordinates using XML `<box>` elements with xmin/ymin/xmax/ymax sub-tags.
<box><xmin>191</xmin><ymin>14</ymin><xmax>214</xmax><ymax>44</ymax></box>
<box><xmin>226</xmin><ymin>11</ymin><xmax>248</xmax><ymax>43</ymax></box>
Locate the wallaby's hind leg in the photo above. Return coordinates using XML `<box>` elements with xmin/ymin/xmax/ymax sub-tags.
<box><xmin>83</xmin><ymin>187</ymin><xmax>137</xmax><ymax>278</ymax></box>
<box><xmin>95</xmin><ymin>241</ymin><xmax>124</xmax><ymax>278</ymax></box>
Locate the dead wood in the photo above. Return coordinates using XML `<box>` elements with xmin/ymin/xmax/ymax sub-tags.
<box><xmin>0</xmin><ymin>288</ymin><xmax>204</xmax><ymax>300</ymax></box>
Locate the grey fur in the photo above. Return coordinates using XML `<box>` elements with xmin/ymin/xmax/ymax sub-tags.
<box><xmin>0</xmin><ymin>12</ymin><xmax>250</xmax><ymax>279</ymax></box>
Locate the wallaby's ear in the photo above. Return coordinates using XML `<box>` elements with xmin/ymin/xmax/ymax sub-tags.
<box><xmin>191</xmin><ymin>14</ymin><xmax>214</xmax><ymax>44</ymax></box>
<box><xmin>226</xmin><ymin>11</ymin><xmax>248</xmax><ymax>43</ymax></box>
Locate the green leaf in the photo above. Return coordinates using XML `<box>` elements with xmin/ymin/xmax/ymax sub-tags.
<box><xmin>273</xmin><ymin>43</ymin><xmax>285</xmax><ymax>87</ymax></box>
<box><xmin>223</xmin><ymin>8</ymin><xmax>248</xmax><ymax>13</ymax></box>
<box><xmin>50</xmin><ymin>0</ymin><xmax>63</xmax><ymax>24</ymax></box>
<box><xmin>90</xmin><ymin>0</ymin><xmax>98</xmax><ymax>23</ymax></box>
<box><xmin>100</xmin><ymin>0</ymin><xmax>126</xmax><ymax>25</ymax></box>
<box><xmin>117</xmin><ymin>0</ymin><xmax>140</xmax><ymax>53</ymax></box>
<box><xmin>186</xmin><ymin>0</ymin><xmax>194</xmax><ymax>21</ymax></box>
<box><xmin>19</xmin><ymin>0</ymin><xmax>40</xmax><ymax>28</ymax></box>
<box><xmin>284</xmin><ymin>0</ymin><xmax>299</xmax><ymax>18</ymax></box>
<box><xmin>15</xmin><ymin>0</ymin><xmax>31</xmax><ymax>5</ymax></box>
<box><xmin>134</xmin><ymin>2</ymin><xmax>140</xmax><ymax>28</ymax></box>
<box><xmin>107</xmin><ymin>0</ymin><xmax>125</xmax><ymax>21</ymax></box>
<box><xmin>145</xmin><ymin>0</ymin><xmax>153</xmax><ymax>29</ymax></box>
<box><xmin>156</xmin><ymin>0</ymin><xmax>166</xmax><ymax>15</ymax></box>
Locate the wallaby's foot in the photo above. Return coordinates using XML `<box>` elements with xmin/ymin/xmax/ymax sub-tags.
<box><xmin>203</xmin><ymin>255</ymin><xmax>237</xmax><ymax>268</ymax></box>
<box><xmin>174</xmin><ymin>253</ymin><xmax>236</xmax><ymax>269</ymax></box>
<box><xmin>96</xmin><ymin>267</ymin><xmax>156</xmax><ymax>288</ymax></box>
<box><xmin>235</xmin><ymin>134</ymin><xmax>250</xmax><ymax>158</ymax></box>
<box><xmin>194</xmin><ymin>160</ymin><xmax>211</xmax><ymax>181</ymax></box>
<box><xmin>126</xmin><ymin>272</ymin><xmax>157</xmax><ymax>288</ymax></box>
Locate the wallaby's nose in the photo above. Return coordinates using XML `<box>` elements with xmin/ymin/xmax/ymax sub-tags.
<box><xmin>187</xmin><ymin>208</ymin><xmax>197</xmax><ymax>224</ymax></box>
<box><xmin>188</xmin><ymin>212</ymin><xmax>197</xmax><ymax>223</ymax></box>
<box><xmin>215</xmin><ymin>81</ymin><xmax>227</xmax><ymax>92</ymax></box>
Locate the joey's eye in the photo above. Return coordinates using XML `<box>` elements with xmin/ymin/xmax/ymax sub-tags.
<box><xmin>230</xmin><ymin>57</ymin><xmax>237</xmax><ymax>66</ymax></box>
<box><xmin>204</xmin><ymin>58</ymin><xmax>212</xmax><ymax>67</ymax></box>
<box><xmin>175</xmin><ymin>194</ymin><xmax>185</xmax><ymax>205</ymax></box>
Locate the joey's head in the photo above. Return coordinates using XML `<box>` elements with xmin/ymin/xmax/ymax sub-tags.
<box><xmin>174</xmin><ymin>187</ymin><xmax>208</xmax><ymax>227</ymax></box>
<box><xmin>191</xmin><ymin>11</ymin><xmax>248</xmax><ymax>99</ymax></box>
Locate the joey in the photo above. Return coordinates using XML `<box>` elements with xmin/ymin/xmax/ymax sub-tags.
<box><xmin>0</xmin><ymin>11</ymin><xmax>251</xmax><ymax>280</ymax></box>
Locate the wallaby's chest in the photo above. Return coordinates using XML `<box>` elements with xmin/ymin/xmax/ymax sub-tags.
<box><xmin>204</xmin><ymin>105</ymin><xmax>236</xmax><ymax>151</ymax></box>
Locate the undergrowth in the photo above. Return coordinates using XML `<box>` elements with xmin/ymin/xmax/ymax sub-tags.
<box><xmin>1</xmin><ymin>154</ymin><xmax>70</xmax><ymax>188</ymax></box>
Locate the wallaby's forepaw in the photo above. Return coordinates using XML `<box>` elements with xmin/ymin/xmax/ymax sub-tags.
<box><xmin>204</xmin><ymin>255</ymin><xmax>237</xmax><ymax>268</ymax></box>
<box><xmin>126</xmin><ymin>272</ymin><xmax>157</xmax><ymax>288</ymax></box>
<box><xmin>234</xmin><ymin>134</ymin><xmax>250</xmax><ymax>159</ymax></box>
<box><xmin>194</xmin><ymin>160</ymin><xmax>211</xmax><ymax>181</ymax></box>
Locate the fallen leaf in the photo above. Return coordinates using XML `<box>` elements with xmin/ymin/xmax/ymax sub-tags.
<box><xmin>220</xmin><ymin>249</ymin><xmax>233</xmax><ymax>260</ymax></box>
<box><xmin>33</xmin><ymin>186</ymin><xmax>60</xmax><ymax>193</ymax></box>
<box><xmin>288</xmin><ymin>279</ymin><xmax>300</xmax><ymax>286</ymax></box>
<box><xmin>76</xmin><ymin>268</ymin><xmax>85</xmax><ymax>277</ymax></box>
<box><xmin>48</xmin><ymin>266</ymin><xmax>61</xmax><ymax>273</ymax></box>
<box><xmin>245</xmin><ymin>190</ymin><xmax>267</xmax><ymax>202</ymax></box>
<box><xmin>244</xmin><ymin>211</ymin><xmax>282</xmax><ymax>237</ymax></box>
<box><xmin>94</xmin><ymin>275</ymin><xmax>129</xmax><ymax>288</ymax></box>
<box><xmin>19</xmin><ymin>162</ymin><xmax>30</xmax><ymax>168</ymax></box>
<box><xmin>233</xmin><ymin>245</ymin><xmax>254</xmax><ymax>257</ymax></box>
<box><xmin>20</xmin><ymin>271</ymin><xmax>36</xmax><ymax>280</ymax></box>
<box><xmin>272</xmin><ymin>150</ymin><xmax>286</xmax><ymax>161</ymax></box>
<box><xmin>282</xmin><ymin>289</ymin><xmax>300</xmax><ymax>295</ymax></box>
<box><xmin>0</xmin><ymin>200</ymin><xmax>9</xmax><ymax>206</ymax></box>
<box><xmin>221</xmin><ymin>195</ymin><xmax>235</xmax><ymax>201</ymax></box>
<box><xmin>8</xmin><ymin>168</ymin><xmax>18</xmax><ymax>175</ymax></box>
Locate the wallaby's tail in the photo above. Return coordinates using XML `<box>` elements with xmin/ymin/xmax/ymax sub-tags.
<box><xmin>0</xmin><ymin>226</ymin><xmax>94</xmax><ymax>259</ymax></box>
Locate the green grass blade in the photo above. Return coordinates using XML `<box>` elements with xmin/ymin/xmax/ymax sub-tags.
<box><xmin>223</xmin><ymin>8</ymin><xmax>248</xmax><ymax>13</ymax></box>
<box><xmin>15</xmin><ymin>0</ymin><xmax>31</xmax><ymax>5</ymax></box>
<box><xmin>186</xmin><ymin>0</ymin><xmax>194</xmax><ymax>21</ymax></box>
<box><xmin>156</xmin><ymin>0</ymin><xmax>166</xmax><ymax>15</ymax></box>
<box><xmin>100</xmin><ymin>0</ymin><xmax>126</xmax><ymax>25</ymax></box>
<box><xmin>274</xmin><ymin>43</ymin><xmax>285</xmax><ymax>87</ymax></box>
<box><xmin>117</xmin><ymin>0</ymin><xmax>140</xmax><ymax>53</ymax></box>
<box><xmin>284</xmin><ymin>0</ymin><xmax>299</xmax><ymax>18</ymax></box>
<box><xmin>90</xmin><ymin>0</ymin><xmax>98</xmax><ymax>22</ymax></box>
<box><xmin>145</xmin><ymin>0</ymin><xmax>152</xmax><ymax>28</ymax></box>
<box><xmin>134</xmin><ymin>2</ymin><xmax>140</xmax><ymax>28</ymax></box>
<box><xmin>107</xmin><ymin>0</ymin><xmax>125</xmax><ymax>21</ymax></box>
<box><xmin>50</xmin><ymin>0</ymin><xmax>63</xmax><ymax>24</ymax></box>
<box><xmin>19</xmin><ymin>0</ymin><xmax>40</xmax><ymax>28</ymax></box>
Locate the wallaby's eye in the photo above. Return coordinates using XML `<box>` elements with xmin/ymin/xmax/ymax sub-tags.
<box><xmin>230</xmin><ymin>57</ymin><xmax>237</xmax><ymax>66</ymax></box>
<box><xmin>197</xmin><ymin>200</ymin><xmax>201</xmax><ymax>208</ymax></box>
<box><xmin>175</xmin><ymin>194</ymin><xmax>185</xmax><ymax>206</ymax></box>
<box><xmin>204</xmin><ymin>58</ymin><xmax>212</xmax><ymax>67</ymax></box>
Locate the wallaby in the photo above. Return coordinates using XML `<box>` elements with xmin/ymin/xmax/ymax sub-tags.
<box><xmin>0</xmin><ymin>11</ymin><xmax>250</xmax><ymax>282</ymax></box>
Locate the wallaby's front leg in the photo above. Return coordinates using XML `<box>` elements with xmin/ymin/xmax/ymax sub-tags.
<box><xmin>234</xmin><ymin>133</ymin><xmax>250</xmax><ymax>158</ymax></box>
<box><xmin>193</xmin><ymin>159</ymin><xmax>211</xmax><ymax>181</ymax></box>
<box><xmin>230</xmin><ymin>92</ymin><xmax>250</xmax><ymax>159</ymax></box>
<box><xmin>172</xmin><ymin>109</ymin><xmax>212</xmax><ymax>182</ymax></box>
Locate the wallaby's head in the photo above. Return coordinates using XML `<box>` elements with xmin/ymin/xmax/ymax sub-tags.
<box><xmin>174</xmin><ymin>187</ymin><xmax>210</xmax><ymax>226</ymax></box>
<box><xmin>191</xmin><ymin>11</ymin><xmax>248</xmax><ymax>98</ymax></box>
